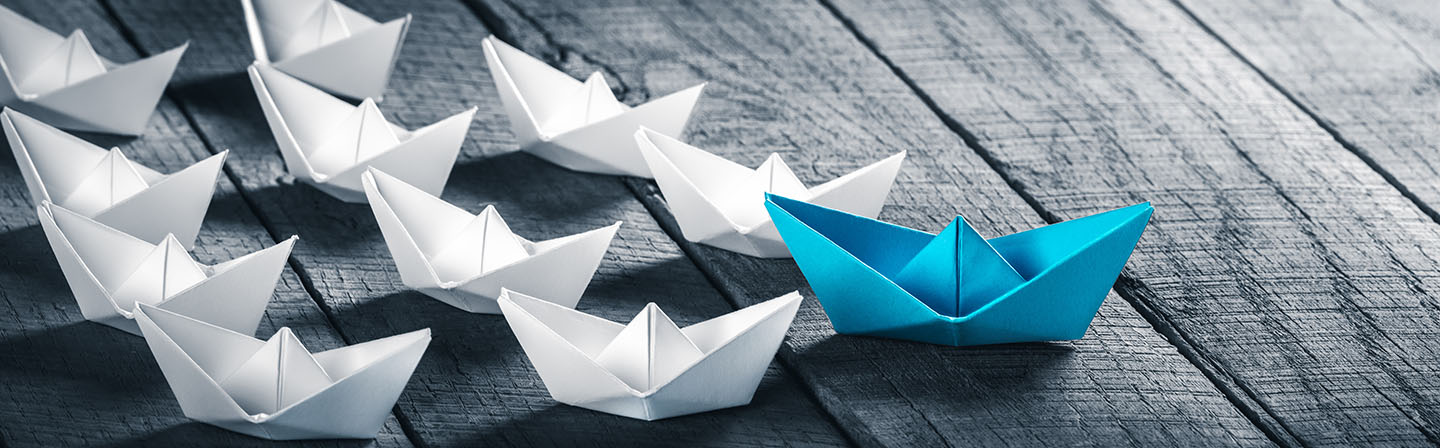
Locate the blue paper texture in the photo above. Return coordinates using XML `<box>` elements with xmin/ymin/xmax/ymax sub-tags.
<box><xmin>765</xmin><ymin>194</ymin><xmax>1153</xmax><ymax>346</ymax></box>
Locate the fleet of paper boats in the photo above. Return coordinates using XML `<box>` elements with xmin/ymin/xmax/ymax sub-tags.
<box><xmin>0</xmin><ymin>0</ymin><xmax>1153</xmax><ymax>440</ymax></box>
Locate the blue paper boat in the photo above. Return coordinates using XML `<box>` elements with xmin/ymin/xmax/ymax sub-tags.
<box><xmin>765</xmin><ymin>194</ymin><xmax>1153</xmax><ymax>346</ymax></box>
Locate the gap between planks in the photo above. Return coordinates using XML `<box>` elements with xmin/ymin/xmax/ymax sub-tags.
<box><xmin>456</xmin><ymin>0</ymin><xmax>866</xmax><ymax>445</ymax></box>
<box><xmin>1163</xmin><ymin>1</ymin><xmax>1440</xmax><ymax>444</ymax></box>
<box><xmin>808</xmin><ymin>0</ymin><xmax>1302</xmax><ymax>446</ymax></box>
<box><xmin>1164</xmin><ymin>0</ymin><xmax>1440</xmax><ymax>234</ymax></box>
<box><xmin>91</xmin><ymin>0</ymin><xmax>431</xmax><ymax>446</ymax></box>
<box><xmin>91</xmin><ymin>0</ymin><xmax>855</xmax><ymax>445</ymax></box>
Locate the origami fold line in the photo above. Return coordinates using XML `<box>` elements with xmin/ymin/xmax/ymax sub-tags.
<box><xmin>249</xmin><ymin>63</ymin><xmax>474</xmax><ymax>203</ymax></box>
<box><xmin>5</xmin><ymin>108</ymin><xmax>224</xmax><ymax>249</ymax></box>
<box><xmin>0</xmin><ymin>4</ymin><xmax>186</xmax><ymax>135</ymax></box>
<box><xmin>135</xmin><ymin>304</ymin><xmax>431</xmax><ymax>440</ymax></box>
<box><xmin>242</xmin><ymin>0</ymin><xmax>410</xmax><ymax>100</ymax></box>
<box><xmin>38</xmin><ymin>201</ymin><xmax>295</xmax><ymax>336</ymax></box>
<box><xmin>766</xmin><ymin>194</ymin><xmax>1153</xmax><ymax>346</ymax></box>
<box><xmin>362</xmin><ymin>168</ymin><xmax>620</xmax><ymax>313</ymax></box>
<box><xmin>482</xmin><ymin>35</ymin><xmax>704</xmax><ymax>178</ymax></box>
<box><xmin>497</xmin><ymin>289</ymin><xmax>802</xmax><ymax>420</ymax></box>
<box><xmin>636</xmin><ymin>127</ymin><xmax>905</xmax><ymax>258</ymax></box>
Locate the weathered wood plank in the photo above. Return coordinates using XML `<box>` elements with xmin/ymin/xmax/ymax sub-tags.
<box><xmin>825</xmin><ymin>0</ymin><xmax>1440</xmax><ymax>446</ymax></box>
<box><xmin>1174</xmin><ymin>0</ymin><xmax>1440</xmax><ymax>224</ymax></box>
<box><xmin>0</xmin><ymin>0</ymin><xmax>412</xmax><ymax>446</ymax></box>
<box><xmin>468</xmin><ymin>0</ymin><xmax>1274</xmax><ymax>446</ymax></box>
<box><xmin>103</xmin><ymin>0</ymin><xmax>853</xmax><ymax>446</ymax></box>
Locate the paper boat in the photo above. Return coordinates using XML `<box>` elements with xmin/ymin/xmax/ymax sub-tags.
<box><xmin>497</xmin><ymin>289</ymin><xmax>802</xmax><ymax>420</ymax></box>
<box><xmin>5</xmin><ymin>108</ymin><xmax>224</xmax><ymax>249</ymax></box>
<box><xmin>362</xmin><ymin>168</ymin><xmax>620</xmax><ymax>313</ymax></box>
<box><xmin>37</xmin><ymin>201</ymin><xmax>295</xmax><ymax>336</ymax></box>
<box><xmin>0</xmin><ymin>4</ymin><xmax>186</xmax><ymax>135</ymax></box>
<box><xmin>636</xmin><ymin>127</ymin><xmax>904</xmax><ymax>258</ymax></box>
<box><xmin>766</xmin><ymin>194</ymin><xmax>1153</xmax><ymax>346</ymax></box>
<box><xmin>249</xmin><ymin>63</ymin><xmax>474</xmax><ymax>203</ymax></box>
<box><xmin>241</xmin><ymin>0</ymin><xmax>409</xmax><ymax>100</ymax></box>
<box><xmin>481</xmin><ymin>36</ymin><xmax>704</xmax><ymax>178</ymax></box>
<box><xmin>134</xmin><ymin>303</ymin><xmax>431</xmax><ymax>440</ymax></box>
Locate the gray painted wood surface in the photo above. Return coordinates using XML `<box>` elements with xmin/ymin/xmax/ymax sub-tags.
<box><xmin>0</xmin><ymin>0</ymin><xmax>413</xmax><ymax>446</ymax></box>
<box><xmin>0</xmin><ymin>0</ymin><xmax>1436</xmax><ymax>446</ymax></box>
<box><xmin>825</xmin><ymin>0</ymin><xmax>1440</xmax><ymax>446</ymax></box>
<box><xmin>103</xmin><ymin>0</ymin><xmax>850</xmax><ymax>446</ymax></box>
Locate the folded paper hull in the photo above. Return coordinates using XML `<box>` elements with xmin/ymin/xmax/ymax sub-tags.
<box><xmin>241</xmin><ymin>0</ymin><xmax>410</xmax><ymax>100</ymax></box>
<box><xmin>248</xmin><ymin>64</ymin><xmax>473</xmax><ymax>203</ymax></box>
<box><xmin>362</xmin><ymin>168</ymin><xmax>620</xmax><ymax>313</ymax></box>
<box><xmin>37</xmin><ymin>202</ymin><xmax>295</xmax><ymax>336</ymax></box>
<box><xmin>767</xmin><ymin>195</ymin><xmax>1153</xmax><ymax>346</ymax></box>
<box><xmin>497</xmin><ymin>290</ymin><xmax>802</xmax><ymax>420</ymax></box>
<box><xmin>134</xmin><ymin>305</ymin><xmax>431</xmax><ymax>440</ymax></box>
<box><xmin>0</xmin><ymin>41</ymin><xmax>186</xmax><ymax>135</ymax></box>
<box><xmin>4</xmin><ymin>107</ymin><xmax>225</xmax><ymax>248</ymax></box>
<box><xmin>481</xmin><ymin>36</ymin><xmax>704</xmax><ymax>178</ymax></box>
<box><xmin>635</xmin><ymin>128</ymin><xmax>906</xmax><ymax>258</ymax></box>
<box><xmin>516</xmin><ymin>85</ymin><xmax>702</xmax><ymax>178</ymax></box>
<box><xmin>694</xmin><ymin>225</ymin><xmax>790</xmax><ymax>259</ymax></box>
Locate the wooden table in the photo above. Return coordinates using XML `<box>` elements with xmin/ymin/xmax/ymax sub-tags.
<box><xmin>2</xmin><ymin>0</ymin><xmax>1438</xmax><ymax>446</ymax></box>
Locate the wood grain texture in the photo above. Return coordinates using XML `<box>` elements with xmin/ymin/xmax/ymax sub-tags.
<box><xmin>468</xmin><ymin>0</ymin><xmax>1274</xmax><ymax>446</ymax></box>
<box><xmin>1175</xmin><ymin>0</ymin><xmax>1440</xmax><ymax>223</ymax></box>
<box><xmin>101</xmin><ymin>0</ymin><xmax>852</xmax><ymax>446</ymax></box>
<box><xmin>825</xmin><ymin>0</ymin><xmax>1440</xmax><ymax>445</ymax></box>
<box><xmin>0</xmin><ymin>0</ymin><xmax>412</xmax><ymax>446</ymax></box>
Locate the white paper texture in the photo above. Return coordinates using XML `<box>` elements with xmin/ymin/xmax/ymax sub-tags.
<box><xmin>242</xmin><ymin>0</ymin><xmax>409</xmax><ymax>100</ymax></box>
<box><xmin>37</xmin><ymin>201</ymin><xmax>295</xmax><ymax>336</ymax></box>
<box><xmin>249</xmin><ymin>63</ymin><xmax>473</xmax><ymax>203</ymax></box>
<box><xmin>362</xmin><ymin>168</ymin><xmax>620</xmax><ymax>313</ymax></box>
<box><xmin>134</xmin><ymin>304</ymin><xmax>431</xmax><ymax>440</ymax></box>
<box><xmin>0</xmin><ymin>4</ymin><xmax>186</xmax><ymax>135</ymax></box>
<box><xmin>5</xmin><ymin>108</ymin><xmax>224</xmax><ymax>249</ymax></box>
<box><xmin>497</xmin><ymin>289</ymin><xmax>802</xmax><ymax>420</ymax></box>
<box><xmin>481</xmin><ymin>35</ymin><xmax>704</xmax><ymax>178</ymax></box>
<box><xmin>635</xmin><ymin>127</ymin><xmax>905</xmax><ymax>258</ymax></box>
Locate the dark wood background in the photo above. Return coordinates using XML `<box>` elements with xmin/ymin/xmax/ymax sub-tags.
<box><xmin>2</xmin><ymin>0</ymin><xmax>1438</xmax><ymax>446</ymax></box>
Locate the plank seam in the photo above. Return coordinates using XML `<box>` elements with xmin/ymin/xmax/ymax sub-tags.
<box><xmin>1166</xmin><ymin>1</ymin><xmax>1440</xmax><ymax>445</ymax></box>
<box><xmin>624</xmin><ymin>179</ymin><xmax>875</xmax><ymax>448</ymax></box>
<box><xmin>454</xmin><ymin>1</ymin><xmax>861</xmax><ymax>445</ymax></box>
<box><xmin>811</xmin><ymin>0</ymin><xmax>1297</xmax><ymax>446</ymax></box>
<box><xmin>92</xmin><ymin>1</ymin><xmax>429</xmax><ymax>445</ymax></box>
<box><xmin>1164</xmin><ymin>0</ymin><xmax>1440</xmax><ymax>242</ymax></box>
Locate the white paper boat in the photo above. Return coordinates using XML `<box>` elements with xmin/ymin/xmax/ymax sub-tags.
<box><xmin>37</xmin><ymin>201</ymin><xmax>294</xmax><ymax>336</ymax></box>
<box><xmin>635</xmin><ymin>128</ymin><xmax>905</xmax><ymax>258</ymax></box>
<box><xmin>481</xmin><ymin>35</ymin><xmax>704</xmax><ymax>178</ymax></box>
<box><xmin>249</xmin><ymin>63</ymin><xmax>474</xmax><ymax>203</ymax></box>
<box><xmin>241</xmin><ymin>0</ymin><xmax>409</xmax><ymax>100</ymax></box>
<box><xmin>134</xmin><ymin>303</ymin><xmax>431</xmax><ymax>440</ymax></box>
<box><xmin>497</xmin><ymin>289</ymin><xmax>803</xmax><ymax>420</ymax></box>
<box><xmin>362</xmin><ymin>168</ymin><xmax>619</xmax><ymax>313</ymax></box>
<box><xmin>0</xmin><ymin>4</ymin><xmax>186</xmax><ymax>135</ymax></box>
<box><xmin>5</xmin><ymin>108</ymin><xmax>224</xmax><ymax>249</ymax></box>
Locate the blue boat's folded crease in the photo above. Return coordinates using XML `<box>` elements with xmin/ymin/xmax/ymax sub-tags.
<box><xmin>765</xmin><ymin>193</ymin><xmax>1153</xmax><ymax>346</ymax></box>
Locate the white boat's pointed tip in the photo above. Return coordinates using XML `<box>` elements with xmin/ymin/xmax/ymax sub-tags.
<box><xmin>159</xmin><ymin>232</ymin><xmax>186</xmax><ymax>247</ymax></box>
